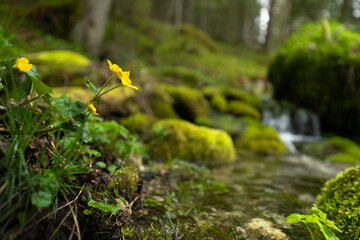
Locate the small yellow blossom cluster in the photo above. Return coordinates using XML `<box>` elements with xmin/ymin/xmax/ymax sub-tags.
<box><xmin>13</xmin><ymin>57</ymin><xmax>33</xmax><ymax>72</ymax></box>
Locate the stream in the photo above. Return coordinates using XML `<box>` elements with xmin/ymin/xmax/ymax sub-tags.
<box><xmin>196</xmin><ymin>154</ymin><xmax>351</xmax><ymax>239</ymax></box>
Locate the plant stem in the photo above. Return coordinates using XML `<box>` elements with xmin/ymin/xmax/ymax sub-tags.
<box><xmin>304</xmin><ymin>223</ymin><xmax>315</xmax><ymax>240</ymax></box>
<box><xmin>35</xmin><ymin>125</ymin><xmax>62</xmax><ymax>134</ymax></box>
<box><xmin>90</xmin><ymin>73</ymin><xmax>115</xmax><ymax>103</ymax></box>
<box><xmin>0</xmin><ymin>95</ymin><xmax>41</xmax><ymax>121</ymax></box>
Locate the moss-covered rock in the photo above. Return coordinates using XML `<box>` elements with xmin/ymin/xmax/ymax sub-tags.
<box><xmin>202</xmin><ymin>85</ymin><xmax>262</xmax><ymax>109</ymax></box>
<box><xmin>210</xmin><ymin>94</ymin><xmax>228</xmax><ymax>112</ymax></box>
<box><xmin>145</xmin><ymin>85</ymin><xmax>178</xmax><ymax>119</ymax></box>
<box><xmin>317</xmin><ymin>167</ymin><xmax>360</xmax><ymax>239</ymax></box>
<box><xmin>195</xmin><ymin>114</ymin><xmax>247</xmax><ymax>136</ymax></box>
<box><xmin>227</xmin><ymin>100</ymin><xmax>260</xmax><ymax>120</ymax></box>
<box><xmin>159</xmin><ymin>65</ymin><xmax>208</xmax><ymax>87</ymax></box>
<box><xmin>28</xmin><ymin>50</ymin><xmax>92</xmax><ymax>86</ymax></box>
<box><xmin>163</xmin><ymin>84</ymin><xmax>209</xmax><ymax>121</ymax></box>
<box><xmin>52</xmin><ymin>85</ymin><xmax>139</xmax><ymax>116</ymax></box>
<box><xmin>300</xmin><ymin>136</ymin><xmax>360</xmax><ymax>163</ymax></box>
<box><xmin>108</xmin><ymin>166</ymin><xmax>139</xmax><ymax>200</ymax></box>
<box><xmin>268</xmin><ymin>20</ymin><xmax>360</xmax><ymax>137</ymax></box>
<box><xmin>120</xmin><ymin>113</ymin><xmax>157</xmax><ymax>134</ymax></box>
<box><xmin>150</xmin><ymin>119</ymin><xmax>236</xmax><ymax>164</ymax></box>
<box><xmin>236</xmin><ymin>125</ymin><xmax>287</xmax><ymax>155</ymax></box>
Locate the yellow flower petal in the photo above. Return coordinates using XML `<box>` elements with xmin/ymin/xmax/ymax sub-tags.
<box><xmin>14</xmin><ymin>57</ymin><xmax>33</xmax><ymax>72</ymax></box>
<box><xmin>87</xmin><ymin>102</ymin><xmax>99</xmax><ymax>115</ymax></box>
<box><xmin>107</xmin><ymin>59</ymin><xmax>139</xmax><ymax>90</ymax></box>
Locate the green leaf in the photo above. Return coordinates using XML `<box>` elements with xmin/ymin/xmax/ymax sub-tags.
<box><xmin>83</xmin><ymin>209</ymin><xmax>92</xmax><ymax>215</ymax></box>
<box><xmin>12</xmin><ymin>77</ymin><xmax>32</xmax><ymax>100</ymax></box>
<box><xmin>26</xmin><ymin>66</ymin><xmax>53</xmax><ymax>95</ymax></box>
<box><xmin>96</xmin><ymin>161</ymin><xmax>107</xmax><ymax>168</ymax></box>
<box><xmin>82</xmin><ymin>124</ymin><xmax>92</xmax><ymax>143</ymax></box>
<box><xmin>31</xmin><ymin>191</ymin><xmax>53</xmax><ymax>208</ymax></box>
<box><xmin>86</xmin><ymin>80</ymin><xmax>98</xmax><ymax>95</ymax></box>
<box><xmin>317</xmin><ymin>222</ymin><xmax>340</xmax><ymax>240</ymax></box>
<box><xmin>88</xmin><ymin>200</ymin><xmax>120</xmax><ymax>215</ymax></box>
<box><xmin>284</xmin><ymin>214</ymin><xmax>303</xmax><ymax>224</ymax></box>
<box><xmin>50</xmin><ymin>96</ymin><xmax>87</xmax><ymax>118</ymax></box>
<box><xmin>107</xmin><ymin>165</ymin><xmax>117</xmax><ymax>173</ymax></box>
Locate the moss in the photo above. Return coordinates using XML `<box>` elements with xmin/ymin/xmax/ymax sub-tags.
<box><xmin>195</xmin><ymin>114</ymin><xmax>247</xmax><ymax>136</ymax></box>
<box><xmin>236</xmin><ymin>125</ymin><xmax>287</xmax><ymax>155</ymax></box>
<box><xmin>27</xmin><ymin>50</ymin><xmax>92</xmax><ymax>86</ymax></box>
<box><xmin>227</xmin><ymin>100</ymin><xmax>260</xmax><ymax>120</ymax></box>
<box><xmin>120</xmin><ymin>224</ymin><xmax>172</xmax><ymax>240</ymax></box>
<box><xmin>52</xmin><ymin>85</ymin><xmax>139</xmax><ymax>116</ymax></box>
<box><xmin>163</xmin><ymin>84</ymin><xmax>209</xmax><ymax>122</ymax></box>
<box><xmin>224</xmin><ymin>88</ymin><xmax>262</xmax><ymax>109</ymax></box>
<box><xmin>159</xmin><ymin>65</ymin><xmax>208</xmax><ymax>87</ymax></box>
<box><xmin>179</xmin><ymin>24</ymin><xmax>218</xmax><ymax>52</ymax></box>
<box><xmin>327</xmin><ymin>153</ymin><xmax>360</xmax><ymax>163</ymax></box>
<box><xmin>210</xmin><ymin>94</ymin><xmax>228</xmax><ymax>112</ymax></box>
<box><xmin>107</xmin><ymin>166</ymin><xmax>139</xmax><ymax>200</ymax></box>
<box><xmin>150</xmin><ymin>119</ymin><xmax>236</xmax><ymax>164</ymax></box>
<box><xmin>29</xmin><ymin>50</ymin><xmax>90</xmax><ymax>69</ymax></box>
<box><xmin>146</xmin><ymin>85</ymin><xmax>178</xmax><ymax>119</ymax></box>
<box><xmin>301</xmin><ymin>136</ymin><xmax>360</xmax><ymax>163</ymax></box>
<box><xmin>120</xmin><ymin>113</ymin><xmax>157</xmax><ymax>134</ymax></box>
<box><xmin>317</xmin><ymin>167</ymin><xmax>360</xmax><ymax>239</ymax></box>
<box><xmin>268</xmin><ymin>20</ymin><xmax>360</xmax><ymax>137</ymax></box>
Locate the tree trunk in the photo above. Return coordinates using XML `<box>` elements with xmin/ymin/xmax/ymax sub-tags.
<box><xmin>72</xmin><ymin>0</ymin><xmax>112</xmax><ymax>57</ymax></box>
<box><xmin>174</xmin><ymin>0</ymin><xmax>184</xmax><ymax>32</ymax></box>
<box><xmin>265</xmin><ymin>0</ymin><xmax>276</xmax><ymax>53</ymax></box>
<box><xmin>340</xmin><ymin>0</ymin><xmax>353</xmax><ymax>23</ymax></box>
<box><xmin>184</xmin><ymin>0</ymin><xmax>195</xmax><ymax>24</ymax></box>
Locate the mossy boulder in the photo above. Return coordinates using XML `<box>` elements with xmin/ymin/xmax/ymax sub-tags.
<box><xmin>195</xmin><ymin>114</ymin><xmax>247</xmax><ymax>136</ymax></box>
<box><xmin>159</xmin><ymin>65</ymin><xmax>208</xmax><ymax>87</ymax></box>
<box><xmin>227</xmin><ymin>100</ymin><xmax>260</xmax><ymax>120</ymax></box>
<box><xmin>163</xmin><ymin>84</ymin><xmax>209</xmax><ymax>121</ymax></box>
<box><xmin>210</xmin><ymin>94</ymin><xmax>228</xmax><ymax>112</ymax></box>
<box><xmin>150</xmin><ymin>119</ymin><xmax>236</xmax><ymax>164</ymax></box>
<box><xmin>268</xmin><ymin>20</ymin><xmax>360</xmax><ymax>137</ymax></box>
<box><xmin>317</xmin><ymin>167</ymin><xmax>360</xmax><ymax>239</ymax></box>
<box><xmin>52</xmin><ymin>85</ymin><xmax>139</xmax><ymax>116</ymax></box>
<box><xmin>236</xmin><ymin>125</ymin><xmax>287</xmax><ymax>155</ymax></box>
<box><xmin>300</xmin><ymin>136</ymin><xmax>360</xmax><ymax>163</ymax></box>
<box><xmin>28</xmin><ymin>50</ymin><xmax>92</xmax><ymax>86</ymax></box>
<box><xmin>145</xmin><ymin>84</ymin><xmax>178</xmax><ymax>119</ymax></box>
<box><xmin>202</xmin><ymin>85</ymin><xmax>262</xmax><ymax>109</ymax></box>
<box><xmin>120</xmin><ymin>113</ymin><xmax>157</xmax><ymax>134</ymax></box>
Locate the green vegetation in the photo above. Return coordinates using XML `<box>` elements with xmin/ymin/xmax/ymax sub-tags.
<box><xmin>236</xmin><ymin>125</ymin><xmax>287</xmax><ymax>155</ymax></box>
<box><xmin>150</xmin><ymin>119</ymin><xmax>236</xmax><ymax>163</ymax></box>
<box><xmin>227</xmin><ymin>100</ymin><xmax>260</xmax><ymax>119</ymax></box>
<box><xmin>285</xmin><ymin>205</ymin><xmax>341</xmax><ymax>240</ymax></box>
<box><xmin>268</xmin><ymin>19</ymin><xmax>360</xmax><ymax>137</ymax></box>
<box><xmin>317</xmin><ymin>167</ymin><xmax>360</xmax><ymax>239</ymax></box>
<box><xmin>301</xmin><ymin>136</ymin><xmax>360</xmax><ymax>163</ymax></box>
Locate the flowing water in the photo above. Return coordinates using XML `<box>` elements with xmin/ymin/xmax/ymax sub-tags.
<box><xmin>193</xmin><ymin>105</ymin><xmax>351</xmax><ymax>239</ymax></box>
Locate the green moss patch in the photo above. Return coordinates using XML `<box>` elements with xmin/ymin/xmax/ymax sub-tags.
<box><xmin>236</xmin><ymin>125</ymin><xmax>287</xmax><ymax>155</ymax></box>
<box><xmin>227</xmin><ymin>100</ymin><xmax>260</xmax><ymax>120</ymax></box>
<box><xmin>150</xmin><ymin>119</ymin><xmax>236</xmax><ymax>164</ymax></box>
<box><xmin>163</xmin><ymin>84</ymin><xmax>209</xmax><ymax>122</ymax></box>
<box><xmin>268</xmin><ymin>20</ymin><xmax>360</xmax><ymax>137</ymax></box>
<box><xmin>317</xmin><ymin>167</ymin><xmax>360</xmax><ymax>239</ymax></box>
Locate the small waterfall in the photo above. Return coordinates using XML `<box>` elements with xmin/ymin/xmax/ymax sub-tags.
<box><xmin>262</xmin><ymin>102</ymin><xmax>321</xmax><ymax>153</ymax></box>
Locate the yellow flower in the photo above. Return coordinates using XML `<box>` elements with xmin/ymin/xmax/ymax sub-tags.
<box><xmin>87</xmin><ymin>102</ymin><xmax>99</xmax><ymax>115</ymax></box>
<box><xmin>107</xmin><ymin>60</ymin><xmax>139</xmax><ymax>90</ymax></box>
<box><xmin>13</xmin><ymin>58</ymin><xmax>33</xmax><ymax>72</ymax></box>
